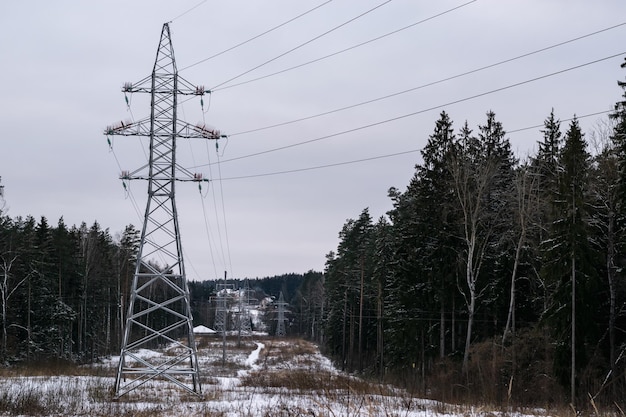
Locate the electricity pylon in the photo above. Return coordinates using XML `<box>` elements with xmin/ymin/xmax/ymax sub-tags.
<box><xmin>105</xmin><ymin>22</ymin><xmax>222</xmax><ymax>397</ymax></box>
<box><xmin>275</xmin><ymin>292</ymin><xmax>287</xmax><ymax>337</ymax></box>
<box><xmin>0</xmin><ymin>176</ymin><xmax>5</xmax><ymax>213</ymax></box>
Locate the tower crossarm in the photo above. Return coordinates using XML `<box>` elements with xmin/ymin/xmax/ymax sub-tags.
<box><xmin>122</xmin><ymin>75</ymin><xmax>208</xmax><ymax>96</ymax></box>
<box><xmin>105</xmin><ymin>119</ymin><xmax>224</xmax><ymax>140</ymax></box>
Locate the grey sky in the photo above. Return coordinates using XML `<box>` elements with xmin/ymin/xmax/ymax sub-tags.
<box><xmin>1</xmin><ymin>1</ymin><xmax>625</xmax><ymax>279</ymax></box>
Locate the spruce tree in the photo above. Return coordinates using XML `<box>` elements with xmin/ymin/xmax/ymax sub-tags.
<box><xmin>607</xmin><ymin>56</ymin><xmax>626</xmax><ymax>396</ymax></box>
<box><xmin>541</xmin><ymin>118</ymin><xmax>598</xmax><ymax>402</ymax></box>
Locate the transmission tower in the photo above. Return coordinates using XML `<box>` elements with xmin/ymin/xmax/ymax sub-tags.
<box><xmin>236</xmin><ymin>280</ymin><xmax>256</xmax><ymax>346</ymax></box>
<box><xmin>213</xmin><ymin>282</ymin><xmax>234</xmax><ymax>335</ymax></box>
<box><xmin>275</xmin><ymin>292</ymin><xmax>287</xmax><ymax>337</ymax></box>
<box><xmin>105</xmin><ymin>22</ymin><xmax>222</xmax><ymax>397</ymax></box>
<box><xmin>0</xmin><ymin>176</ymin><xmax>5</xmax><ymax>213</ymax></box>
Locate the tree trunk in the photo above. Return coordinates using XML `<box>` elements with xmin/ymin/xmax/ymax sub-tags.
<box><xmin>451</xmin><ymin>296</ymin><xmax>456</xmax><ymax>353</ymax></box>
<box><xmin>607</xmin><ymin>210</ymin><xmax>616</xmax><ymax>378</ymax></box>
<box><xmin>341</xmin><ymin>288</ymin><xmax>347</xmax><ymax>370</ymax></box>
<box><xmin>440</xmin><ymin>299</ymin><xmax>445</xmax><ymax>359</ymax></box>
<box><xmin>463</xmin><ymin>278</ymin><xmax>476</xmax><ymax>374</ymax></box>
<box><xmin>503</xmin><ymin>232</ymin><xmax>523</xmax><ymax>346</ymax></box>
<box><xmin>377</xmin><ymin>278</ymin><xmax>384</xmax><ymax>381</ymax></box>
<box><xmin>358</xmin><ymin>258</ymin><xmax>364</xmax><ymax>372</ymax></box>
<box><xmin>571</xmin><ymin>252</ymin><xmax>576</xmax><ymax>405</ymax></box>
<box><xmin>462</xmin><ymin>232</ymin><xmax>479</xmax><ymax>374</ymax></box>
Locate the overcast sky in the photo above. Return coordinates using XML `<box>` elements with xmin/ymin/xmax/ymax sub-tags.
<box><xmin>1</xmin><ymin>1</ymin><xmax>625</xmax><ymax>280</ymax></box>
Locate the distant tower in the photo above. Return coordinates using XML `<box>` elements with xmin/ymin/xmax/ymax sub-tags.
<box><xmin>237</xmin><ymin>280</ymin><xmax>254</xmax><ymax>336</ymax></box>
<box><xmin>105</xmin><ymin>23</ymin><xmax>222</xmax><ymax>397</ymax></box>
<box><xmin>236</xmin><ymin>279</ymin><xmax>255</xmax><ymax>346</ymax></box>
<box><xmin>275</xmin><ymin>292</ymin><xmax>287</xmax><ymax>337</ymax></box>
<box><xmin>213</xmin><ymin>282</ymin><xmax>234</xmax><ymax>335</ymax></box>
<box><xmin>0</xmin><ymin>176</ymin><xmax>5</xmax><ymax>211</ymax></box>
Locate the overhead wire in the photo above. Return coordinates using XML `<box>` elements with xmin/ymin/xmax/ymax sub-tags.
<box><xmin>215</xmin><ymin>109</ymin><xmax>614</xmax><ymax>181</ymax></box>
<box><xmin>109</xmin><ymin>91</ymin><xmax>147</xmax><ymax>224</ymax></box>
<box><xmin>198</xmin><ymin>184</ymin><xmax>222</xmax><ymax>280</ymax></box>
<box><xmin>213</xmin><ymin>0</ymin><xmax>480</xmax><ymax>93</ymax></box>
<box><xmin>180</xmin><ymin>0</ymin><xmax>333</xmax><ymax>72</ymax></box>
<box><xmin>215</xmin><ymin>151</ymin><xmax>234</xmax><ymax>277</ymax></box>
<box><xmin>169</xmin><ymin>0</ymin><xmax>208</xmax><ymax>23</ymax></box>
<box><xmin>105</xmin><ymin>140</ymin><xmax>145</xmax><ymax>222</ymax></box>
<box><xmin>200</xmin><ymin>51</ymin><xmax>625</xmax><ymax>166</ymax></box>
<box><xmin>203</xmin><ymin>146</ymin><xmax>231</xmax><ymax>278</ymax></box>
<box><xmin>176</xmin><ymin>100</ymin><xmax>210</xmax><ymax>280</ymax></box>
<box><xmin>210</xmin><ymin>0</ymin><xmax>393</xmax><ymax>90</ymax></box>
<box><xmin>227</xmin><ymin>22</ymin><xmax>626</xmax><ymax>137</ymax></box>
<box><xmin>193</xmin><ymin>92</ymin><xmax>234</xmax><ymax>279</ymax></box>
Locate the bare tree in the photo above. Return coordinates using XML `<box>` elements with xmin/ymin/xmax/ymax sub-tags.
<box><xmin>503</xmin><ymin>163</ymin><xmax>539</xmax><ymax>346</ymax></box>
<box><xmin>0</xmin><ymin>253</ymin><xmax>28</xmax><ymax>359</ymax></box>
<box><xmin>451</xmin><ymin>125</ymin><xmax>498</xmax><ymax>372</ymax></box>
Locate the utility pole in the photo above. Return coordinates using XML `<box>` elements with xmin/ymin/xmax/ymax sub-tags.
<box><xmin>105</xmin><ymin>22</ymin><xmax>222</xmax><ymax>397</ymax></box>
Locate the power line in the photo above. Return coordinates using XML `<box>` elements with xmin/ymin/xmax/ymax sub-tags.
<box><xmin>214</xmin><ymin>0</ymin><xmax>480</xmax><ymax>93</ymax></box>
<box><xmin>180</xmin><ymin>0</ymin><xmax>333</xmax><ymax>72</ymax></box>
<box><xmin>170</xmin><ymin>0</ymin><xmax>207</xmax><ymax>23</ymax></box>
<box><xmin>210</xmin><ymin>0</ymin><xmax>393</xmax><ymax>90</ymax></box>
<box><xmin>219</xmin><ymin>149</ymin><xmax>421</xmax><ymax>180</ymax></box>
<box><xmin>217</xmin><ymin>109</ymin><xmax>612</xmax><ymax>181</ymax></box>
<box><xmin>215</xmin><ymin>153</ymin><xmax>234</xmax><ymax>278</ymax></box>
<box><xmin>207</xmin><ymin>51</ymin><xmax>625</xmax><ymax>166</ymax></box>
<box><xmin>507</xmin><ymin>110</ymin><xmax>611</xmax><ymax>134</ymax></box>
<box><xmin>227</xmin><ymin>22</ymin><xmax>626</xmax><ymax>136</ymax></box>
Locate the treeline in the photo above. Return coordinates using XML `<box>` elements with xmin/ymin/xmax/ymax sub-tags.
<box><xmin>319</xmin><ymin>61</ymin><xmax>626</xmax><ymax>406</ymax></box>
<box><xmin>0</xmin><ymin>212</ymin><xmax>319</xmax><ymax>364</ymax></box>
<box><xmin>0</xmin><ymin>216</ymin><xmax>140</xmax><ymax>363</ymax></box>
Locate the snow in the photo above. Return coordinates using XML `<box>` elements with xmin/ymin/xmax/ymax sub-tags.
<box><xmin>193</xmin><ymin>325</ymin><xmax>216</xmax><ymax>334</ymax></box>
<box><xmin>0</xmin><ymin>338</ymin><xmax>553</xmax><ymax>417</ymax></box>
<box><xmin>244</xmin><ymin>342</ymin><xmax>263</xmax><ymax>369</ymax></box>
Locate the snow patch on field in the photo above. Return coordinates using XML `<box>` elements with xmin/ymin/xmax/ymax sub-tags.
<box><xmin>245</xmin><ymin>342</ymin><xmax>263</xmax><ymax>368</ymax></box>
<box><xmin>0</xmin><ymin>339</ymin><xmax>553</xmax><ymax>417</ymax></box>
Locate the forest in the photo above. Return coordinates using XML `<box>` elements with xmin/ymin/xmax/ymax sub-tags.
<box><xmin>319</xmin><ymin>59</ymin><xmax>626</xmax><ymax>407</ymax></box>
<box><xmin>1</xmin><ymin>59</ymin><xmax>626</xmax><ymax>408</ymax></box>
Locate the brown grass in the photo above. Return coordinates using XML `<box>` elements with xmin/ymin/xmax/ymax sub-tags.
<box><xmin>240</xmin><ymin>369</ymin><xmax>389</xmax><ymax>396</ymax></box>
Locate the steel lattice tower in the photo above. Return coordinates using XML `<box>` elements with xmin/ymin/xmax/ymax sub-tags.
<box><xmin>236</xmin><ymin>281</ymin><xmax>254</xmax><ymax>336</ymax></box>
<box><xmin>213</xmin><ymin>283</ymin><xmax>233</xmax><ymax>335</ymax></box>
<box><xmin>275</xmin><ymin>292</ymin><xmax>287</xmax><ymax>337</ymax></box>
<box><xmin>105</xmin><ymin>23</ymin><xmax>221</xmax><ymax>397</ymax></box>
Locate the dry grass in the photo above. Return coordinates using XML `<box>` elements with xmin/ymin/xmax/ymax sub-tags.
<box><xmin>2</xmin><ymin>336</ymin><xmax>604</xmax><ymax>417</ymax></box>
<box><xmin>240</xmin><ymin>368</ymin><xmax>389</xmax><ymax>396</ymax></box>
<box><xmin>0</xmin><ymin>359</ymin><xmax>114</xmax><ymax>378</ymax></box>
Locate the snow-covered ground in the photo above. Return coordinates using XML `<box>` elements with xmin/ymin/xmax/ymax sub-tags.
<box><xmin>0</xmin><ymin>338</ymin><xmax>550</xmax><ymax>416</ymax></box>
